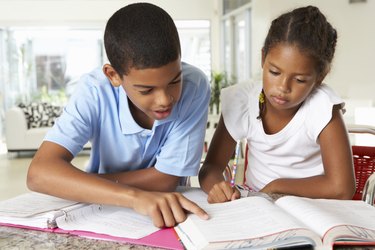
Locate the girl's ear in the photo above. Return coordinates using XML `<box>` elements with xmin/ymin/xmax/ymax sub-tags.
<box><xmin>103</xmin><ymin>64</ymin><xmax>122</xmax><ymax>87</ymax></box>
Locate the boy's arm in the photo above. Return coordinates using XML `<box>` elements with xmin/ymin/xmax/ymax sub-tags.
<box><xmin>99</xmin><ymin>167</ymin><xmax>181</xmax><ymax>192</ymax></box>
<box><xmin>27</xmin><ymin>141</ymin><xmax>208</xmax><ymax>228</ymax></box>
<box><xmin>199</xmin><ymin>116</ymin><xmax>240</xmax><ymax>203</ymax></box>
<box><xmin>260</xmin><ymin>108</ymin><xmax>356</xmax><ymax>199</ymax></box>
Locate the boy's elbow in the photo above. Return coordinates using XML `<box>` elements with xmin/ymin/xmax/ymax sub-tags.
<box><xmin>26</xmin><ymin>165</ymin><xmax>38</xmax><ymax>191</ymax></box>
<box><xmin>26</xmin><ymin>162</ymin><xmax>44</xmax><ymax>192</ymax></box>
<box><xmin>26</xmin><ymin>178</ymin><xmax>38</xmax><ymax>192</ymax></box>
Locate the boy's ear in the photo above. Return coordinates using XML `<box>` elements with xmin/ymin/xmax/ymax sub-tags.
<box><xmin>103</xmin><ymin>64</ymin><xmax>122</xmax><ymax>87</ymax></box>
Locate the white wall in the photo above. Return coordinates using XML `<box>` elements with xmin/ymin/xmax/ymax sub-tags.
<box><xmin>0</xmin><ymin>0</ymin><xmax>221</xmax><ymax>70</ymax></box>
<box><xmin>251</xmin><ymin>0</ymin><xmax>375</xmax><ymax>101</ymax></box>
<box><xmin>0</xmin><ymin>0</ymin><xmax>215</xmax><ymax>26</ymax></box>
<box><xmin>0</xmin><ymin>0</ymin><xmax>374</xmax><ymax>102</ymax></box>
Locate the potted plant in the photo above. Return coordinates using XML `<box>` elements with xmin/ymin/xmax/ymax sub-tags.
<box><xmin>209</xmin><ymin>71</ymin><xmax>233</xmax><ymax>114</ymax></box>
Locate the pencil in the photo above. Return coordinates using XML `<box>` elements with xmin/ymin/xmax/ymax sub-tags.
<box><xmin>230</xmin><ymin>141</ymin><xmax>241</xmax><ymax>187</ymax></box>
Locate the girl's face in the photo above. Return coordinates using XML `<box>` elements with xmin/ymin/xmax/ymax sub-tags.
<box><xmin>262</xmin><ymin>43</ymin><xmax>321</xmax><ymax>115</ymax></box>
<box><xmin>105</xmin><ymin>59</ymin><xmax>182</xmax><ymax>129</ymax></box>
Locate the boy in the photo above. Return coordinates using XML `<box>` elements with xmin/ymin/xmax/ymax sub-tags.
<box><xmin>27</xmin><ymin>2</ymin><xmax>209</xmax><ymax>228</ymax></box>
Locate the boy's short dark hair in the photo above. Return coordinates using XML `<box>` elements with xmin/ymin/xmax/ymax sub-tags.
<box><xmin>104</xmin><ymin>2</ymin><xmax>181</xmax><ymax>76</ymax></box>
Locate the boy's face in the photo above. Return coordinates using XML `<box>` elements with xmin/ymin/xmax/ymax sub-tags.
<box><xmin>104</xmin><ymin>59</ymin><xmax>182</xmax><ymax>128</ymax></box>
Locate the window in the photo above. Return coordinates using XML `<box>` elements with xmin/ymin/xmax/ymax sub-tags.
<box><xmin>175</xmin><ymin>20</ymin><xmax>211</xmax><ymax>78</ymax></box>
<box><xmin>222</xmin><ymin>1</ymin><xmax>251</xmax><ymax>83</ymax></box>
<box><xmin>1</xmin><ymin>28</ymin><xmax>104</xmax><ymax>107</ymax></box>
<box><xmin>0</xmin><ymin>21</ymin><xmax>211</xmax><ymax>140</ymax></box>
<box><xmin>223</xmin><ymin>0</ymin><xmax>251</xmax><ymax>14</ymax></box>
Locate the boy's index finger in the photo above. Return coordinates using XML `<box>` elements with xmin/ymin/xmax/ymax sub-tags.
<box><xmin>178</xmin><ymin>195</ymin><xmax>209</xmax><ymax>220</ymax></box>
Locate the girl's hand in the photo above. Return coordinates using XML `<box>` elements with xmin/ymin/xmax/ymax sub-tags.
<box><xmin>131</xmin><ymin>190</ymin><xmax>209</xmax><ymax>228</ymax></box>
<box><xmin>207</xmin><ymin>181</ymin><xmax>241</xmax><ymax>203</ymax></box>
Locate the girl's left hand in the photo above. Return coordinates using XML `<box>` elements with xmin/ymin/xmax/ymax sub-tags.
<box><xmin>207</xmin><ymin>181</ymin><xmax>241</xmax><ymax>203</ymax></box>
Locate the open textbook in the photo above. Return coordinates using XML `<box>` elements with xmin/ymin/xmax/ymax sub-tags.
<box><xmin>177</xmin><ymin>189</ymin><xmax>375</xmax><ymax>250</ymax></box>
<box><xmin>2</xmin><ymin>189</ymin><xmax>375</xmax><ymax>250</ymax></box>
<box><xmin>0</xmin><ymin>192</ymin><xmax>183</xmax><ymax>250</ymax></box>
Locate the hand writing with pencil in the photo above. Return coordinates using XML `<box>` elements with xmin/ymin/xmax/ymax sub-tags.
<box><xmin>207</xmin><ymin>181</ymin><xmax>241</xmax><ymax>203</ymax></box>
<box><xmin>199</xmin><ymin>117</ymin><xmax>242</xmax><ymax>204</ymax></box>
<box><xmin>206</xmin><ymin>141</ymin><xmax>241</xmax><ymax>203</ymax></box>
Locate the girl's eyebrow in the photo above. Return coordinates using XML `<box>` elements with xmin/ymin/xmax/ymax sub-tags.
<box><xmin>268</xmin><ymin>62</ymin><xmax>312</xmax><ymax>76</ymax></box>
<box><xmin>268</xmin><ymin>62</ymin><xmax>279</xmax><ymax>69</ymax></box>
<box><xmin>133</xmin><ymin>71</ymin><xmax>182</xmax><ymax>89</ymax></box>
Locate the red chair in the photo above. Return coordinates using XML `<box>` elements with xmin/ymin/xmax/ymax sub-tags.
<box><xmin>242</xmin><ymin>125</ymin><xmax>375</xmax><ymax>205</ymax></box>
<box><xmin>348</xmin><ymin>125</ymin><xmax>375</xmax><ymax>205</ymax></box>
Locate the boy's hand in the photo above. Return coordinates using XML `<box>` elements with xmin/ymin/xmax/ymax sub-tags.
<box><xmin>207</xmin><ymin>181</ymin><xmax>241</xmax><ymax>203</ymax></box>
<box><xmin>132</xmin><ymin>190</ymin><xmax>209</xmax><ymax>228</ymax></box>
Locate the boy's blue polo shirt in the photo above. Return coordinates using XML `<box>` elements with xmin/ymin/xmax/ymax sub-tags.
<box><xmin>45</xmin><ymin>62</ymin><xmax>210</xmax><ymax>177</ymax></box>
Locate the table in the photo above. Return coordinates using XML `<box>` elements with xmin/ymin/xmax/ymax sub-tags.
<box><xmin>0</xmin><ymin>226</ymin><xmax>164</xmax><ymax>250</ymax></box>
<box><xmin>2</xmin><ymin>225</ymin><xmax>375</xmax><ymax>250</ymax></box>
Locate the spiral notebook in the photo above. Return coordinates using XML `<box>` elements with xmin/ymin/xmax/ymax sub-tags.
<box><xmin>0</xmin><ymin>192</ymin><xmax>183</xmax><ymax>250</ymax></box>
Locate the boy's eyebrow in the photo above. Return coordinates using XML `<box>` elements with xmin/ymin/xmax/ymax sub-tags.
<box><xmin>133</xmin><ymin>71</ymin><xmax>182</xmax><ymax>89</ymax></box>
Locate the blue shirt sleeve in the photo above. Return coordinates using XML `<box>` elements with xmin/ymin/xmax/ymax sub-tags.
<box><xmin>44</xmin><ymin>69</ymin><xmax>103</xmax><ymax>156</ymax></box>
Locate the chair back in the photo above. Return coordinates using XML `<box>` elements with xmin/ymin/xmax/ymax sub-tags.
<box><xmin>348</xmin><ymin>125</ymin><xmax>375</xmax><ymax>205</ymax></box>
<box><xmin>352</xmin><ymin>145</ymin><xmax>375</xmax><ymax>200</ymax></box>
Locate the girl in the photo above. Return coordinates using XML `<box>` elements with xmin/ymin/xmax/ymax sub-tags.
<box><xmin>199</xmin><ymin>5</ymin><xmax>356</xmax><ymax>203</ymax></box>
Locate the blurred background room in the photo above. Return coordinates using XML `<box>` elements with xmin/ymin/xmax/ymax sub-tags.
<box><xmin>0</xmin><ymin>0</ymin><xmax>374</xmax><ymax>200</ymax></box>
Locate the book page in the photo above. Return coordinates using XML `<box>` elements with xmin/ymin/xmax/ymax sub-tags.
<box><xmin>176</xmin><ymin>189</ymin><xmax>323</xmax><ymax>249</ymax></box>
<box><xmin>181</xmin><ymin>196</ymin><xmax>312</xmax><ymax>242</ymax></box>
<box><xmin>56</xmin><ymin>204</ymin><xmax>160</xmax><ymax>239</ymax></box>
<box><xmin>178</xmin><ymin>187</ymin><xmax>210</xmax><ymax>204</ymax></box>
<box><xmin>0</xmin><ymin>192</ymin><xmax>79</xmax><ymax>217</ymax></box>
<box><xmin>275</xmin><ymin>196</ymin><xmax>375</xmax><ymax>241</ymax></box>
